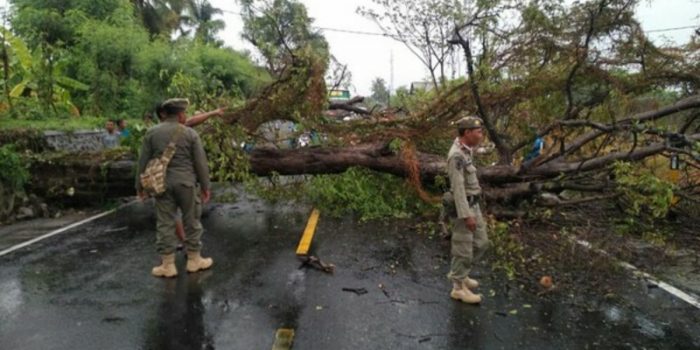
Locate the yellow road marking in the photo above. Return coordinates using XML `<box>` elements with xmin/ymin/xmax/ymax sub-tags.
<box><xmin>272</xmin><ymin>328</ymin><xmax>295</xmax><ymax>350</ymax></box>
<box><xmin>296</xmin><ymin>208</ymin><xmax>320</xmax><ymax>256</ymax></box>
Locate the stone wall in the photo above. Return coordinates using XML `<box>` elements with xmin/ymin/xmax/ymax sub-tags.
<box><xmin>43</xmin><ymin>130</ymin><xmax>109</xmax><ymax>152</ymax></box>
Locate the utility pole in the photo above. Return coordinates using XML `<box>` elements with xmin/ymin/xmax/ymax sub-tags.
<box><xmin>389</xmin><ymin>50</ymin><xmax>394</xmax><ymax>107</ymax></box>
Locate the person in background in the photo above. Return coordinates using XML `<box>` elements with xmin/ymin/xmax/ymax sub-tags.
<box><xmin>525</xmin><ymin>135</ymin><xmax>544</xmax><ymax>162</ymax></box>
<box><xmin>116</xmin><ymin>119</ymin><xmax>130</xmax><ymax>138</ymax></box>
<box><xmin>102</xmin><ymin>119</ymin><xmax>120</xmax><ymax>149</ymax></box>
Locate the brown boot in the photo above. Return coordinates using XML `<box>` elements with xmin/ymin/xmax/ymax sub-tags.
<box><xmin>450</xmin><ymin>281</ymin><xmax>482</xmax><ymax>304</ymax></box>
<box><xmin>463</xmin><ymin>276</ymin><xmax>479</xmax><ymax>289</ymax></box>
<box><xmin>186</xmin><ymin>251</ymin><xmax>213</xmax><ymax>273</ymax></box>
<box><xmin>152</xmin><ymin>254</ymin><xmax>177</xmax><ymax>278</ymax></box>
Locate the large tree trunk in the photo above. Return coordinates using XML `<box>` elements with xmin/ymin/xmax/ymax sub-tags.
<box><xmin>27</xmin><ymin>131</ymin><xmax>699</xmax><ymax>205</ymax></box>
<box><xmin>249</xmin><ymin>143</ymin><xmax>442</xmax><ymax>178</ymax></box>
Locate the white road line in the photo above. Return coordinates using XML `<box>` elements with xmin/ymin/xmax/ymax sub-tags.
<box><xmin>573</xmin><ymin>238</ymin><xmax>700</xmax><ymax>310</ymax></box>
<box><xmin>0</xmin><ymin>201</ymin><xmax>136</xmax><ymax>258</ymax></box>
<box><xmin>619</xmin><ymin>262</ymin><xmax>700</xmax><ymax>309</ymax></box>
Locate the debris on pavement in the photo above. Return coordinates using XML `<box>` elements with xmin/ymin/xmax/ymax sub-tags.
<box><xmin>298</xmin><ymin>255</ymin><xmax>335</xmax><ymax>273</ymax></box>
<box><xmin>342</xmin><ymin>287</ymin><xmax>368</xmax><ymax>295</ymax></box>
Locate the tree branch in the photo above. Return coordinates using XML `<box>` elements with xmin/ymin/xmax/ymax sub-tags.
<box><xmin>451</xmin><ymin>27</ymin><xmax>511</xmax><ymax>164</ymax></box>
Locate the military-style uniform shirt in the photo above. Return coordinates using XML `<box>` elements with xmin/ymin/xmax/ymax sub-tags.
<box><xmin>136</xmin><ymin>118</ymin><xmax>210</xmax><ymax>192</ymax></box>
<box><xmin>447</xmin><ymin>138</ymin><xmax>481</xmax><ymax>219</ymax></box>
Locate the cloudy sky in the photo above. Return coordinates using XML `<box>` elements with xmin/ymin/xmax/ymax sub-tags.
<box><xmin>0</xmin><ymin>0</ymin><xmax>697</xmax><ymax>95</ymax></box>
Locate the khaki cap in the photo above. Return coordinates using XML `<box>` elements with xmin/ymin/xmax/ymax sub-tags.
<box><xmin>453</xmin><ymin>116</ymin><xmax>484</xmax><ymax>129</ymax></box>
<box><xmin>161</xmin><ymin>98</ymin><xmax>189</xmax><ymax>112</ymax></box>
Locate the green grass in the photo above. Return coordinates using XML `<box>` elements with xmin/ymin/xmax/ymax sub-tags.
<box><xmin>0</xmin><ymin>116</ymin><xmax>145</xmax><ymax>131</ymax></box>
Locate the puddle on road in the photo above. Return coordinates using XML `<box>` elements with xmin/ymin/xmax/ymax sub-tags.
<box><xmin>0</xmin><ymin>278</ymin><xmax>23</xmax><ymax>317</ymax></box>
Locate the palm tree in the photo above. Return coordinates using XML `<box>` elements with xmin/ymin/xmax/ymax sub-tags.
<box><xmin>182</xmin><ymin>0</ymin><xmax>225</xmax><ymax>44</ymax></box>
<box><xmin>131</xmin><ymin>0</ymin><xmax>187</xmax><ymax>37</ymax></box>
<box><xmin>131</xmin><ymin>0</ymin><xmax>225</xmax><ymax>43</ymax></box>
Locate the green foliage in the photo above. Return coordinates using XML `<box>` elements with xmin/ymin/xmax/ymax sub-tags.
<box><xmin>120</xmin><ymin>123</ymin><xmax>148</xmax><ymax>157</ymax></box>
<box><xmin>240</xmin><ymin>0</ymin><xmax>328</xmax><ymax>75</ymax></box>
<box><xmin>306</xmin><ymin>167</ymin><xmax>434</xmax><ymax>221</ymax></box>
<box><xmin>389</xmin><ymin>78</ymin><xmax>466</xmax><ymax>113</ymax></box>
<box><xmin>416</xmin><ymin>134</ymin><xmax>452</xmax><ymax>156</ymax></box>
<box><xmin>159</xmin><ymin>43</ymin><xmax>268</xmax><ymax>109</ymax></box>
<box><xmin>2</xmin><ymin>0</ymin><xmax>267</xmax><ymax>120</ymax></box>
<box><xmin>0</xmin><ymin>115</ymin><xmax>107</xmax><ymax>130</ymax></box>
<box><xmin>0</xmin><ymin>144</ymin><xmax>29</xmax><ymax>191</ymax></box>
<box><xmin>68</xmin><ymin>9</ymin><xmax>149</xmax><ymax>114</ymax></box>
<box><xmin>612</xmin><ymin>161</ymin><xmax>675</xmax><ymax>219</ymax></box>
<box><xmin>246</xmin><ymin>172</ymin><xmax>308</xmax><ymax>204</ymax></box>
<box><xmin>613</xmin><ymin>215</ymin><xmax>673</xmax><ymax>245</ymax></box>
<box><xmin>201</xmin><ymin>119</ymin><xmax>254</xmax><ymax>183</ymax></box>
<box><xmin>369</xmin><ymin>77</ymin><xmax>390</xmax><ymax>106</ymax></box>
<box><xmin>489</xmin><ymin>220</ymin><xmax>524</xmax><ymax>280</ymax></box>
<box><xmin>0</xmin><ymin>27</ymin><xmax>88</xmax><ymax>118</ymax></box>
<box><xmin>414</xmin><ymin>220</ymin><xmax>442</xmax><ymax>239</ymax></box>
<box><xmin>390</xmin><ymin>85</ymin><xmax>426</xmax><ymax>111</ymax></box>
<box><xmin>387</xmin><ymin>138</ymin><xmax>403</xmax><ymax>152</ymax></box>
<box><xmin>131</xmin><ymin>0</ymin><xmax>225</xmax><ymax>40</ymax></box>
<box><xmin>611</xmin><ymin>161</ymin><xmax>677</xmax><ymax>242</ymax></box>
<box><xmin>641</xmin><ymin>229</ymin><xmax>671</xmax><ymax>246</ymax></box>
<box><xmin>433</xmin><ymin>175</ymin><xmax>447</xmax><ymax>191</ymax></box>
<box><xmin>187</xmin><ymin>0</ymin><xmax>226</xmax><ymax>45</ymax></box>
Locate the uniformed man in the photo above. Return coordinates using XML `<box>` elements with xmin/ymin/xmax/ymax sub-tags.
<box><xmin>136</xmin><ymin>98</ymin><xmax>213</xmax><ymax>277</ymax></box>
<box><xmin>153</xmin><ymin>103</ymin><xmax>225</xmax><ymax>250</ymax></box>
<box><xmin>445</xmin><ymin>115</ymin><xmax>490</xmax><ymax>304</ymax></box>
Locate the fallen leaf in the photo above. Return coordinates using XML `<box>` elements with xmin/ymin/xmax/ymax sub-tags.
<box><xmin>540</xmin><ymin>275</ymin><xmax>553</xmax><ymax>289</ymax></box>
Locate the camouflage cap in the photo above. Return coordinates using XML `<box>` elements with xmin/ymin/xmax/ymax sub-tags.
<box><xmin>161</xmin><ymin>98</ymin><xmax>189</xmax><ymax>112</ymax></box>
<box><xmin>453</xmin><ymin>115</ymin><xmax>484</xmax><ymax>129</ymax></box>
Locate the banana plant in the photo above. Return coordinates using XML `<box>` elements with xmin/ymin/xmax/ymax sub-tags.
<box><xmin>1</xmin><ymin>27</ymin><xmax>88</xmax><ymax>115</ymax></box>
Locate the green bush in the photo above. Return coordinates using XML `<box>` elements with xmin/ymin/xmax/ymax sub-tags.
<box><xmin>612</xmin><ymin>161</ymin><xmax>674</xmax><ymax>219</ymax></box>
<box><xmin>307</xmin><ymin>167</ymin><xmax>435</xmax><ymax>221</ymax></box>
<box><xmin>612</xmin><ymin>161</ymin><xmax>676</xmax><ymax>241</ymax></box>
<box><xmin>0</xmin><ymin>145</ymin><xmax>29</xmax><ymax>191</ymax></box>
<box><xmin>489</xmin><ymin>220</ymin><xmax>524</xmax><ymax>280</ymax></box>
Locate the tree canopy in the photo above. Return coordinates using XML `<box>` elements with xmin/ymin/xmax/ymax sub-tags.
<box><xmin>1</xmin><ymin>0</ymin><xmax>268</xmax><ymax>119</ymax></box>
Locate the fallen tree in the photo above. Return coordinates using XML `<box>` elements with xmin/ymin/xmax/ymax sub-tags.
<box><xmin>26</xmin><ymin>112</ymin><xmax>699</xmax><ymax>206</ymax></box>
<box><xmin>17</xmin><ymin>0</ymin><xmax>700</xmax><ymax>211</ymax></box>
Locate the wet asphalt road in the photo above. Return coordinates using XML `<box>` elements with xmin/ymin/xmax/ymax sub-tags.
<box><xmin>1</xmin><ymin>195</ymin><xmax>699</xmax><ymax>349</ymax></box>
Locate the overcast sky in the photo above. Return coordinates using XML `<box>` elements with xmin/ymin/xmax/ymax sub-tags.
<box><xmin>1</xmin><ymin>0</ymin><xmax>697</xmax><ymax>95</ymax></box>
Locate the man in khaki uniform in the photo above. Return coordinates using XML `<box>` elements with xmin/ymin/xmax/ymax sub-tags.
<box><xmin>136</xmin><ymin>98</ymin><xmax>213</xmax><ymax>278</ymax></box>
<box><xmin>445</xmin><ymin>115</ymin><xmax>490</xmax><ymax>304</ymax></box>
<box><xmin>154</xmin><ymin>103</ymin><xmax>225</xmax><ymax>249</ymax></box>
